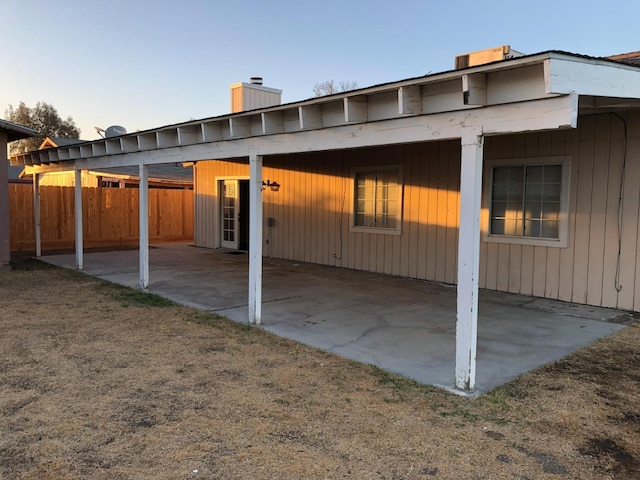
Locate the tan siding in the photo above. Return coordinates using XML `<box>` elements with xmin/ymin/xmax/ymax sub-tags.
<box><xmin>602</xmin><ymin>124</ymin><xmax>625</xmax><ymax>308</ymax></box>
<box><xmin>477</xmin><ymin>114</ymin><xmax>640</xmax><ymax>310</ymax></box>
<box><xmin>414</xmin><ymin>146</ymin><xmax>428</xmax><ymax>279</ymax></box>
<box><xmin>572</xmin><ymin>117</ymin><xmax>596</xmax><ymax>304</ymax></box>
<box><xmin>619</xmin><ymin>133</ymin><xmax>640</xmax><ymax>310</ymax></box>
<box><xmin>445</xmin><ymin>145</ymin><xmax>460</xmax><ymax>284</ymax></box>
<box><xmin>193</xmin><ymin>116</ymin><xmax>640</xmax><ymax>310</ymax></box>
<box><xmin>586</xmin><ymin>115</ymin><xmax>611</xmax><ymax>306</ymax></box>
<box><xmin>508</xmin><ymin>245</ymin><xmax>522</xmax><ymax>293</ymax></box>
<box><xmin>531</xmin><ymin>246</ymin><xmax>546</xmax><ymax>298</ymax></box>
<box><xmin>484</xmin><ymin>243</ymin><xmax>498</xmax><ymax>290</ymax></box>
<box><xmin>545</xmin><ymin>248</ymin><xmax>561</xmax><ymax>299</ymax></box>
<box><xmin>631</xmin><ymin>115</ymin><xmax>640</xmax><ymax>310</ymax></box>
<box><xmin>194</xmin><ymin>161</ymin><xmax>248</xmax><ymax>248</ymax></box>
<box><xmin>423</xmin><ymin>147</ymin><xmax>439</xmax><ymax>279</ymax></box>
<box><xmin>558</xmin><ymin>129</ymin><xmax>579</xmax><ymax>302</ymax></box>
<box><xmin>434</xmin><ymin>149</ymin><xmax>449</xmax><ymax>282</ymax></box>
<box><xmin>496</xmin><ymin>244</ymin><xmax>510</xmax><ymax>292</ymax></box>
<box><xmin>519</xmin><ymin>245</ymin><xmax>534</xmax><ymax>296</ymax></box>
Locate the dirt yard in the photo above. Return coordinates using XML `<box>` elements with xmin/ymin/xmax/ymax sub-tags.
<box><xmin>1</xmin><ymin>259</ymin><xmax>639</xmax><ymax>480</ymax></box>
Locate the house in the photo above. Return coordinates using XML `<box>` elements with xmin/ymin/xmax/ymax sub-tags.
<box><xmin>26</xmin><ymin>137</ymin><xmax>193</xmax><ymax>189</ymax></box>
<box><xmin>1</xmin><ymin>119</ymin><xmax>36</xmax><ymax>269</ymax></box>
<box><xmin>11</xmin><ymin>47</ymin><xmax>640</xmax><ymax>391</ymax></box>
<box><xmin>8</xmin><ymin>165</ymin><xmax>29</xmax><ymax>184</ymax></box>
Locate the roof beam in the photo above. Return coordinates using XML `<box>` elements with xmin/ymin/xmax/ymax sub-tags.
<box><xmin>22</xmin><ymin>94</ymin><xmax>576</xmax><ymax>173</ymax></box>
<box><xmin>299</xmin><ymin>105</ymin><xmax>323</xmax><ymax>130</ymax></box>
<box><xmin>398</xmin><ymin>86</ymin><xmax>422</xmax><ymax>115</ymax></box>
<box><xmin>462</xmin><ymin>74</ymin><xmax>487</xmax><ymax>106</ymax></box>
<box><xmin>344</xmin><ymin>96</ymin><xmax>368</xmax><ymax>123</ymax></box>
<box><xmin>545</xmin><ymin>57</ymin><xmax>640</xmax><ymax>98</ymax></box>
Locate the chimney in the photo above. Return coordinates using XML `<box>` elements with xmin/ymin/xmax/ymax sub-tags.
<box><xmin>230</xmin><ymin>77</ymin><xmax>282</xmax><ymax>113</ymax></box>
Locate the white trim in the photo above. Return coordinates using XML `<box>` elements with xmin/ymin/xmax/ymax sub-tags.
<box><xmin>456</xmin><ymin>130</ymin><xmax>484</xmax><ymax>391</ymax></box>
<box><xmin>219</xmin><ymin>179</ymin><xmax>240</xmax><ymax>250</ymax></box>
<box><xmin>349</xmin><ymin>165</ymin><xmax>404</xmax><ymax>235</ymax></box>
<box><xmin>248</xmin><ymin>154</ymin><xmax>263</xmax><ymax>324</ymax></box>
<box><xmin>139</xmin><ymin>164</ymin><xmax>149</xmax><ymax>289</ymax></box>
<box><xmin>483</xmin><ymin>156</ymin><xmax>571</xmax><ymax>248</ymax></box>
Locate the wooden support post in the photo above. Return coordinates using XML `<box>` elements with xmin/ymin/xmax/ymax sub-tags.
<box><xmin>74</xmin><ymin>169</ymin><xmax>83</xmax><ymax>270</ymax></box>
<box><xmin>0</xmin><ymin>133</ymin><xmax>9</xmax><ymax>270</ymax></box>
<box><xmin>248</xmin><ymin>152</ymin><xmax>263</xmax><ymax>324</ymax></box>
<box><xmin>33</xmin><ymin>173</ymin><xmax>41</xmax><ymax>257</ymax></box>
<box><xmin>139</xmin><ymin>163</ymin><xmax>149</xmax><ymax>289</ymax></box>
<box><xmin>455</xmin><ymin>129</ymin><xmax>484</xmax><ymax>391</ymax></box>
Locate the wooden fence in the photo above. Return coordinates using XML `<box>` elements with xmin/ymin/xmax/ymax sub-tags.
<box><xmin>9</xmin><ymin>185</ymin><xmax>194</xmax><ymax>251</ymax></box>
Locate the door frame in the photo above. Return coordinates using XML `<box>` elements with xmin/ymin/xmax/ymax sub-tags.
<box><xmin>216</xmin><ymin>176</ymin><xmax>250</xmax><ymax>249</ymax></box>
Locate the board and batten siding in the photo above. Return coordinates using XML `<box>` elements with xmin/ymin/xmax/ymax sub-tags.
<box><xmin>481</xmin><ymin>113</ymin><xmax>640</xmax><ymax>311</ymax></box>
<box><xmin>194</xmin><ymin>142</ymin><xmax>462</xmax><ymax>285</ymax></box>
<box><xmin>194</xmin><ymin>111</ymin><xmax>640</xmax><ymax>311</ymax></box>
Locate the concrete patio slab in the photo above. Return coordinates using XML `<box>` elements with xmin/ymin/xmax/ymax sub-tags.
<box><xmin>40</xmin><ymin>243</ymin><xmax>629</xmax><ymax>395</ymax></box>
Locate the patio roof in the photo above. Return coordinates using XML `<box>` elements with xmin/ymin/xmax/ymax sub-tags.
<box><xmin>10</xmin><ymin>51</ymin><xmax>640</xmax><ymax>172</ymax></box>
<box><xmin>10</xmin><ymin>49</ymin><xmax>640</xmax><ymax>393</ymax></box>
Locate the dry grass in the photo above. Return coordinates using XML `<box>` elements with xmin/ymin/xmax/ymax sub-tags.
<box><xmin>0</xmin><ymin>261</ymin><xmax>639</xmax><ymax>479</ymax></box>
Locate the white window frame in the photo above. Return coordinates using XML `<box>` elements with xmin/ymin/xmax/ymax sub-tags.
<box><xmin>350</xmin><ymin>165</ymin><xmax>403</xmax><ymax>236</ymax></box>
<box><xmin>483</xmin><ymin>156</ymin><xmax>571</xmax><ymax>248</ymax></box>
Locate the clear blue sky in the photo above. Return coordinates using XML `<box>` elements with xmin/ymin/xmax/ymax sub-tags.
<box><xmin>2</xmin><ymin>0</ymin><xmax>638</xmax><ymax>141</ymax></box>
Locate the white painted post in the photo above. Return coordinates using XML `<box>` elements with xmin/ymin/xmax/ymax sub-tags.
<box><xmin>74</xmin><ymin>169</ymin><xmax>83</xmax><ymax>270</ymax></box>
<box><xmin>248</xmin><ymin>153</ymin><xmax>263</xmax><ymax>324</ymax></box>
<box><xmin>33</xmin><ymin>173</ymin><xmax>41</xmax><ymax>257</ymax></box>
<box><xmin>139</xmin><ymin>163</ymin><xmax>149</xmax><ymax>289</ymax></box>
<box><xmin>455</xmin><ymin>129</ymin><xmax>484</xmax><ymax>391</ymax></box>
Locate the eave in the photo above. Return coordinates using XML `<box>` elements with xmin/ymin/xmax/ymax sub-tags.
<box><xmin>0</xmin><ymin>119</ymin><xmax>37</xmax><ymax>142</ymax></box>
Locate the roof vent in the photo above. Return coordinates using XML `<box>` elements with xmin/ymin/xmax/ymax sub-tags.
<box><xmin>250</xmin><ymin>77</ymin><xmax>263</xmax><ymax>85</ymax></box>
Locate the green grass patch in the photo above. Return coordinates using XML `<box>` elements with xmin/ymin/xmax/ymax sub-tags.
<box><xmin>106</xmin><ymin>284</ymin><xmax>176</xmax><ymax>308</ymax></box>
<box><xmin>370</xmin><ymin>365</ymin><xmax>437</xmax><ymax>396</ymax></box>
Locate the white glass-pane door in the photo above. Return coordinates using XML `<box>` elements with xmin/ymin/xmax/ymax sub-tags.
<box><xmin>221</xmin><ymin>180</ymin><xmax>239</xmax><ymax>249</ymax></box>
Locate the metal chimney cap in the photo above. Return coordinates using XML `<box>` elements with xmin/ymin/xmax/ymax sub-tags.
<box><xmin>250</xmin><ymin>77</ymin><xmax>263</xmax><ymax>85</ymax></box>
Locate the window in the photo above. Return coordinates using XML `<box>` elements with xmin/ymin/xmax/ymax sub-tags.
<box><xmin>485</xmin><ymin>157</ymin><xmax>570</xmax><ymax>247</ymax></box>
<box><xmin>352</xmin><ymin>167</ymin><xmax>402</xmax><ymax>234</ymax></box>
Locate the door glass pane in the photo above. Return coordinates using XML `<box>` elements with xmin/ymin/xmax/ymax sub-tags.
<box><xmin>222</xmin><ymin>181</ymin><xmax>237</xmax><ymax>244</ymax></box>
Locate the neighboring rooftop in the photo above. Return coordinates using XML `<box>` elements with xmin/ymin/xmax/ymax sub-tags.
<box><xmin>94</xmin><ymin>164</ymin><xmax>193</xmax><ymax>184</ymax></box>
<box><xmin>39</xmin><ymin>137</ymin><xmax>86</xmax><ymax>149</ymax></box>
<box><xmin>0</xmin><ymin>119</ymin><xmax>36</xmax><ymax>142</ymax></box>
<box><xmin>608</xmin><ymin>51</ymin><xmax>640</xmax><ymax>66</ymax></box>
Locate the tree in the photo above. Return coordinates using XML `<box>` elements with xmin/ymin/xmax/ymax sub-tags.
<box><xmin>5</xmin><ymin>101</ymin><xmax>80</xmax><ymax>155</ymax></box>
<box><xmin>312</xmin><ymin>80</ymin><xmax>359</xmax><ymax>97</ymax></box>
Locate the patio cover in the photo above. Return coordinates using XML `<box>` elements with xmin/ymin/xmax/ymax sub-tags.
<box><xmin>10</xmin><ymin>51</ymin><xmax>640</xmax><ymax>392</ymax></box>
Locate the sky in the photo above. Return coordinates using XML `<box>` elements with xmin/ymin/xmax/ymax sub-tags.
<box><xmin>2</xmin><ymin>0</ymin><xmax>639</xmax><ymax>141</ymax></box>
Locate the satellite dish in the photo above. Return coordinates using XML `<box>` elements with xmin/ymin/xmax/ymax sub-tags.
<box><xmin>105</xmin><ymin>125</ymin><xmax>127</xmax><ymax>138</ymax></box>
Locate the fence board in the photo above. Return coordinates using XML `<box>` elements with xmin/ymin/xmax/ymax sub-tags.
<box><xmin>9</xmin><ymin>185</ymin><xmax>193</xmax><ymax>251</ymax></box>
